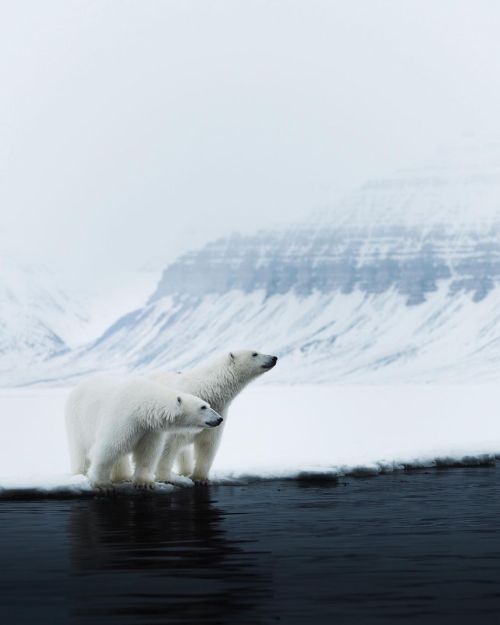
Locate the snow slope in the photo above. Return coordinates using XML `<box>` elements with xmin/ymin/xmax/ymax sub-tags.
<box><xmin>0</xmin><ymin>385</ymin><xmax>498</xmax><ymax>495</ymax></box>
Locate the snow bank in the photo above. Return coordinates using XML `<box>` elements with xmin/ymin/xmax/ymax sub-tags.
<box><xmin>0</xmin><ymin>385</ymin><xmax>499</xmax><ymax>495</ymax></box>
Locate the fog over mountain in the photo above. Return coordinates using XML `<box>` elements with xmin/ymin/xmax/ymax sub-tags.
<box><xmin>3</xmin><ymin>1</ymin><xmax>500</xmax><ymax>285</ymax></box>
<box><xmin>5</xmin><ymin>140</ymin><xmax>500</xmax><ymax>386</ymax></box>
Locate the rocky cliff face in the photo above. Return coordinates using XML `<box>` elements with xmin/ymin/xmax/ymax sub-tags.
<box><xmin>151</xmin><ymin>141</ymin><xmax>500</xmax><ymax>307</ymax></box>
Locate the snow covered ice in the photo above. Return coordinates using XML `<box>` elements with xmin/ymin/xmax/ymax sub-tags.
<box><xmin>1</xmin><ymin>384</ymin><xmax>499</xmax><ymax>495</ymax></box>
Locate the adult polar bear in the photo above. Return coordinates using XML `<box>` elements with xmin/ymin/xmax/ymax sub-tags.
<box><xmin>149</xmin><ymin>350</ymin><xmax>278</xmax><ymax>484</ymax></box>
<box><xmin>65</xmin><ymin>375</ymin><xmax>223</xmax><ymax>489</ymax></box>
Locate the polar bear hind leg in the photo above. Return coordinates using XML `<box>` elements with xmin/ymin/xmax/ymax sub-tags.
<box><xmin>67</xmin><ymin>437</ymin><xmax>89</xmax><ymax>475</ymax></box>
<box><xmin>87</xmin><ymin>441</ymin><xmax>121</xmax><ymax>490</ymax></box>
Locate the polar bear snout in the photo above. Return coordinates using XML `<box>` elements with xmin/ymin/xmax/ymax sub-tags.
<box><xmin>205</xmin><ymin>410</ymin><xmax>223</xmax><ymax>428</ymax></box>
<box><xmin>261</xmin><ymin>355</ymin><xmax>278</xmax><ymax>370</ymax></box>
<box><xmin>206</xmin><ymin>416</ymin><xmax>223</xmax><ymax>428</ymax></box>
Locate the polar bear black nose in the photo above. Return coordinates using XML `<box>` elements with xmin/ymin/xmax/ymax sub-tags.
<box><xmin>272</xmin><ymin>356</ymin><xmax>278</xmax><ymax>363</ymax></box>
<box><xmin>206</xmin><ymin>416</ymin><xmax>223</xmax><ymax>427</ymax></box>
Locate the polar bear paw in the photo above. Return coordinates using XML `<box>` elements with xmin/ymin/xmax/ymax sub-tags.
<box><xmin>133</xmin><ymin>481</ymin><xmax>156</xmax><ymax>490</ymax></box>
<box><xmin>92</xmin><ymin>483</ymin><xmax>115</xmax><ymax>495</ymax></box>
<box><xmin>190</xmin><ymin>475</ymin><xmax>210</xmax><ymax>486</ymax></box>
<box><xmin>133</xmin><ymin>475</ymin><xmax>156</xmax><ymax>490</ymax></box>
<box><xmin>88</xmin><ymin>470</ymin><xmax>115</xmax><ymax>494</ymax></box>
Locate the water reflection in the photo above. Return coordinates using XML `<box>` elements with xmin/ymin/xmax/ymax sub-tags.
<box><xmin>67</xmin><ymin>489</ymin><xmax>272</xmax><ymax>624</ymax></box>
<box><xmin>3</xmin><ymin>472</ymin><xmax>500</xmax><ymax>624</ymax></box>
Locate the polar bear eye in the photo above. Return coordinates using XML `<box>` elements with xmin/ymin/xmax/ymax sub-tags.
<box><xmin>201</xmin><ymin>405</ymin><xmax>207</xmax><ymax>410</ymax></box>
<box><xmin>252</xmin><ymin>353</ymin><xmax>258</xmax><ymax>357</ymax></box>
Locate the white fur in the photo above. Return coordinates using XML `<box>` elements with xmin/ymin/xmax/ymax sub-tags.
<box><xmin>149</xmin><ymin>350</ymin><xmax>277</xmax><ymax>483</ymax></box>
<box><xmin>65</xmin><ymin>375</ymin><xmax>222</xmax><ymax>489</ymax></box>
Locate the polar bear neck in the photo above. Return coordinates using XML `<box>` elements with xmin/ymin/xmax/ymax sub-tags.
<box><xmin>136</xmin><ymin>398</ymin><xmax>176</xmax><ymax>430</ymax></box>
<box><xmin>128</xmin><ymin>382</ymin><xmax>182</xmax><ymax>431</ymax></box>
<box><xmin>181</xmin><ymin>357</ymin><xmax>248</xmax><ymax>411</ymax></box>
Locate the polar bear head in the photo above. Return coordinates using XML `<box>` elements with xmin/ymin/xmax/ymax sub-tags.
<box><xmin>172</xmin><ymin>392</ymin><xmax>223</xmax><ymax>431</ymax></box>
<box><xmin>228</xmin><ymin>350</ymin><xmax>278</xmax><ymax>383</ymax></box>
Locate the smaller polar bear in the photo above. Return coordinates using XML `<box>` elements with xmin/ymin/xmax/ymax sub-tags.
<box><xmin>65</xmin><ymin>375</ymin><xmax>223</xmax><ymax>490</ymax></box>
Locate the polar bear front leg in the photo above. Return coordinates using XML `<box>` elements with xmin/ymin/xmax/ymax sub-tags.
<box><xmin>177</xmin><ymin>446</ymin><xmax>193</xmax><ymax>477</ymax></box>
<box><xmin>132</xmin><ymin>432</ymin><xmax>165</xmax><ymax>489</ymax></box>
<box><xmin>111</xmin><ymin>456</ymin><xmax>133</xmax><ymax>483</ymax></box>
<box><xmin>156</xmin><ymin>434</ymin><xmax>192</xmax><ymax>485</ymax></box>
<box><xmin>191</xmin><ymin>426</ymin><xmax>224</xmax><ymax>484</ymax></box>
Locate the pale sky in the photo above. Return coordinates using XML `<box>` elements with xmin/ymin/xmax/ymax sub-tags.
<box><xmin>1</xmin><ymin>0</ymin><xmax>500</xmax><ymax>287</ymax></box>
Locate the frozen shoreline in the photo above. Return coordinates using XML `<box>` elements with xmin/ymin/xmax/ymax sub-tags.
<box><xmin>1</xmin><ymin>384</ymin><xmax>499</xmax><ymax>495</ymax></box>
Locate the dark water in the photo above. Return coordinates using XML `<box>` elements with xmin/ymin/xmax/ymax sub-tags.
<box><xmin>2</xmin><ymin>468</ymin><xmax>500</xmax><ymax>624</ymax></box>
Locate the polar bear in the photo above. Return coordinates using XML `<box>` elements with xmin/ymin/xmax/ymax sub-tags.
<box><xmin>149</xmin><ymin>350</ymin><xmax>278</xmax><ymax>484</ymax></box>
<box><xmin>65</xmin><ymin>375</ymin><xmax>223</xmax><ymax>490</ymax></box>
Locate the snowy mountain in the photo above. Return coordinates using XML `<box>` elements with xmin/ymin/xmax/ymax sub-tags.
<box><xmin>6</xmin><ymin>140</ymin><xmax>500</xmax><ymax>386</ymax></box>
<box><xmin>0</xmin><ymin>261</ymin><xmax>85</xmax><ymax>376</ymax></box>
<box><xmin>0</xmin><ymin>261</ymin><xmax>161</xmax><ymax>384</ymax></box>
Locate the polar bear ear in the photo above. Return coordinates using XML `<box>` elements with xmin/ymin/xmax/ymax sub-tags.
<box><xmin>229</xmin><ymin>352</ymin><xmax>235</xmax><ymax>361</ymax></box>
<box><xmin>177</xmin><ymin>396</ymin><xmax>182</xmax><ymax>404</ymax></box>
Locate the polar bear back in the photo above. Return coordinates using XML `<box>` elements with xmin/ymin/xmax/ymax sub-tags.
<box><xmin>65</xmin><ymin>375</ymin><xmax>181</xmax><ymax>451</ymax></box>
